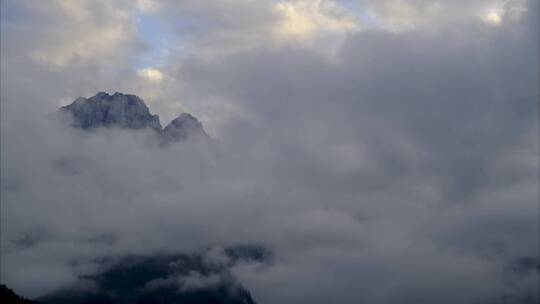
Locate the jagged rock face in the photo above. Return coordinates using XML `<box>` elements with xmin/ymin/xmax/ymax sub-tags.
<box><xmin>162</xmin><ymin>113</ymin><xmax>207</xmax><ymax>142</ymax></box>
<box><xmin>60</xmin><ymin>92</ymin><xmax>208</xmax><ymax>144</ymax></box>
<box><xmin>61</xmin><ymin>92</ymin><xmax>162</xmax><ymax>130</ymax></box>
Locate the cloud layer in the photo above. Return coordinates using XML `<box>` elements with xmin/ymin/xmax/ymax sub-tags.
<box><xmin>1</xmin><ymin>0</ymin><xmax>538</xmax><ymax>303</ymax></box>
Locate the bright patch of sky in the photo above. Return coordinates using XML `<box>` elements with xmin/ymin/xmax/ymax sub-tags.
<box><xmin>334</xmin><ymin>0</ymin><xmax>379</xmax><ymax>27</ymax></box>
<box><xmin>133</xmin><ymin>10</ymin><xmax>172</xmax><ymax>69</ymax></box>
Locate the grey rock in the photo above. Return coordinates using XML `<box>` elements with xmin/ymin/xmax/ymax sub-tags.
<box><xmin>162</xmin><ymin>113</ymin><xmax>208</xmax><ymax>143</ymax></box>
<box><xmin>60</xmin><ymin>92</ymin><xmax>162</xmax><ymax>130</ymax></box>
<box><xmin>60</xmin><ymin>92</ymin><xmax>208</xmax><ymax>144</ymax></box>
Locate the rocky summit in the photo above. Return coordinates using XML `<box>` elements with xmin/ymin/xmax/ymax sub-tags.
<box><xmin>60</xmin><ymin>92</ymin><xmax>207</xmax><ymax>143</ymax></box>
<box><xmin>60</xmin><ymin>92</ymin><xmax>162</xmax><ymax>130</ymax></box>
<box><xmin>162</xmin><ymin>113</ymin><xmax>208</xmax><ymax>142</ymax></box>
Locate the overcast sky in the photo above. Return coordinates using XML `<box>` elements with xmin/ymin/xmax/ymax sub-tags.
<box><xmin>1</xmin><ymin>0</ymin><xmax>539</xmax><ymax>303</ymax></box>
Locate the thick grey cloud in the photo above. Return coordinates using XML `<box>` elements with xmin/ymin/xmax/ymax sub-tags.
<box><xmin>1</xmin><ymin>0</ymin><xmax>538</xmax><ymax>303</ymax></box>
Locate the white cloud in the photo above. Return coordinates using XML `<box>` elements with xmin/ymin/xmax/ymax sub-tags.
<box><xmin>137</xmin><ymin>67</ymin><xmax>165</xmax><ymax>83</ymax></box>
<box><xmin>32</xmin><ymin>25</ymin><xmax>130</xmax><ymax>67</ymax></box>
<box><xmin>361</xmin><ymin>0</ymin><xmax>527</xmax><ymax>31</ymax></box>
<box><xmin>136</xmin><ymin>0</ymin><xmax>159</xmax><ymax>13</ymax></box>
<box><xmin>484</xmin><ymin>9</ymin><xmax>503</xmax><ymax>25</ymax></box>
<box><xmin>14</xmin><ymin>0</ymin><xmax>139</xmax><ymax>67</ymax></box>
<box><xmin>273</xmin><ymin>0</ymin><xmax>360</xmax><ymax>42</ymax></box>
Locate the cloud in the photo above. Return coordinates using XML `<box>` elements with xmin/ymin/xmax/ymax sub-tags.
<box><xmin>484</xmin><ymin>9</ymin><xmax>503</xmax><ymax>25</ymax></box>
<box><xmin>1</xmin><ymin>0</ymin><xmax>538</xmax><ymax>303</ymax></box>
<box><xmin>136</xmin><ymin>0</ymin><xmax>159</xmax><ymax>13</ymax></box>
<box><xmin>1</xmin><ymin>0</ymin><xmax>140</xmax><ymax>68</ymax></box>
<box><xmin>137</xmin><ymin>67</ymin><xmax>165</xmax><ymax>83</ymax></box>
<box><xmin>273</xmin><ymin>0</ymin><xmax>360</xmax><ymax>43</ymax></box>
<box><xmin>37</xmin><ymin>247</ymin><xmax>264</xmax><ymax>303</ymax></box>
<box><xmin>360</xmin><ymin>0</ymin><xmax>528</xmax><ymax>31</ymax></box>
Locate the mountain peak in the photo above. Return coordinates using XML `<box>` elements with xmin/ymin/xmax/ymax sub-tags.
<box><xmin>162</xmin><ymin>113</ymin><xmax>208</xmax><ymax>143</ymax></box>
<box><xmin>61</xmin><ymin>92</ymin><xmax>161</xmax><ymax>130</ymax></box>
<box><xmin>60</xmin><ymin>92</ymin><xmax>208</xmax><ymax>144</ymax></box>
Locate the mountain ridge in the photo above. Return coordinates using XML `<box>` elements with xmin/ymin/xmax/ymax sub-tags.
<box><xmin>60</xmin><ymin>92</ymin><xmax>207</xmax><ymax>144</ymax></box>
<box><xmin>35</xmin><ymin>245</ymin><xmax>269</xmax><ymax>304</ymax></box>
<box><xmin>0</xmin><ymin>285</ymin><xmax>37</xmax><ymax>304</ymax></box>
